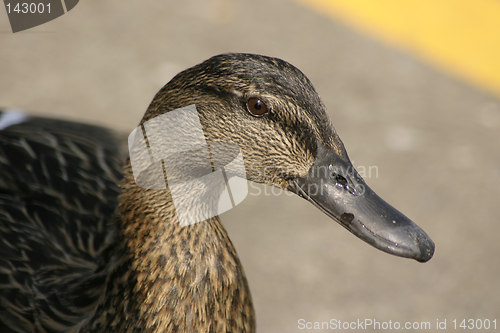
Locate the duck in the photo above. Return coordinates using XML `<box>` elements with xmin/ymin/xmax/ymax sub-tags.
<box><xmin>0</xmin><ymin>53</ymin><xmax>434</xmax><ymax>332</ymax></box>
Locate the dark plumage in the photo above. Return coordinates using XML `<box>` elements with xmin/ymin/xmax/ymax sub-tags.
<box><xmin>0</xmin><ymin>53</ymin><xmax>434</xmax><ymax>332</ymax></box>
<box><xmin>0</xmin><ymin>115</ymin><xmax>124</xmax><ymax>331</ymax></box>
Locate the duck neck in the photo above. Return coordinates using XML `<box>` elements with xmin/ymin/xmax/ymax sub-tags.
<box><xmin>91</xmin><ymin>166</ymin><xmax>255</xmax><ymax>332</ymax></box>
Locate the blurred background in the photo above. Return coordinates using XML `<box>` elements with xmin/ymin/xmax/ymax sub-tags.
<box><xmin>1</xmin><ymin>0</ymin><xmax>499</xmax><ymax>331</ymax></box>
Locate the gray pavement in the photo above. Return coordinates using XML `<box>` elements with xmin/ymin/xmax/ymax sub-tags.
<box><xmin>1</xmin><ymin>1</ymin><xmax>499</xmax><ymax>331</ymax></box>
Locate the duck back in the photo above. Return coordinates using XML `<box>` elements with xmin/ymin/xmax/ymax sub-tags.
<box><xmin>0</xmin><ymin>110</ymin><xmax>125</xmax><ymax>332</ymax></box>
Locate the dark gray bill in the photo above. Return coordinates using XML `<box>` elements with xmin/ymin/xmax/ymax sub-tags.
<box><xmin>289</xmin><ymin>143</ymin><xmax>434</xmax><ymax>262</ymax></box>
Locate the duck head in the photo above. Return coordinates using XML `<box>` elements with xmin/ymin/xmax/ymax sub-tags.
<box><xmin>141</xmin><ymin>53</ymin><xmax>434</xmax><ymax>262</ymax></box>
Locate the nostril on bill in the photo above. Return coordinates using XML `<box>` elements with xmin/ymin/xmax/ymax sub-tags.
<box><xmin>331</xmin><ymin>172</ymin><xmax>348</xmax><ymax>188</ymax></box>
<box><xmin>335</xmin><ymin>174</ymin><xmax>348</xmax><ymax>187</ymax></box>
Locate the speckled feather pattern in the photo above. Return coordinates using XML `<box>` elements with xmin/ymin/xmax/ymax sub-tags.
<box><xmin>83</xmin><ymin>168</ymin><xmax>255</xmax><ymax>332</ymax></box>
<box><xmin>0</xmin><ymin>53</ymin><xmax>347</xmax><ymax>332</ymax></box>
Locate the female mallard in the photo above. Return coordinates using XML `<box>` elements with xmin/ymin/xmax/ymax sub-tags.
<box><xmin>0</xmin><ymin>53</ymin><xmax>434</xmax><ymax>332</ymax></box>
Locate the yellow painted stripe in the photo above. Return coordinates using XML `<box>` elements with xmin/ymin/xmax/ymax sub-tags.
<box><xmin>295</xmin><ymin>0</ymin><xmax>500</xmax><ymax>97</ymax></box>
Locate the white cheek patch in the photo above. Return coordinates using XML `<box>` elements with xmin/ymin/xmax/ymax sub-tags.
<box><xmin>0</xmin><ymin>109</ymin><xmax>29</xmax><ymax>130</ymax></box>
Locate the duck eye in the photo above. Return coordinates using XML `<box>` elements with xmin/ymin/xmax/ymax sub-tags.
<box><xmin>246</xmin><ymin>98</ymin><xmax>268</xmax><ymax>117</ymax></box>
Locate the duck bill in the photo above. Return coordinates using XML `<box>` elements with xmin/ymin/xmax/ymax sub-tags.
<box><xmin>289</xmin><ymin>143</ymin><xmax>434</xmax><ymax>262</ymax></box>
